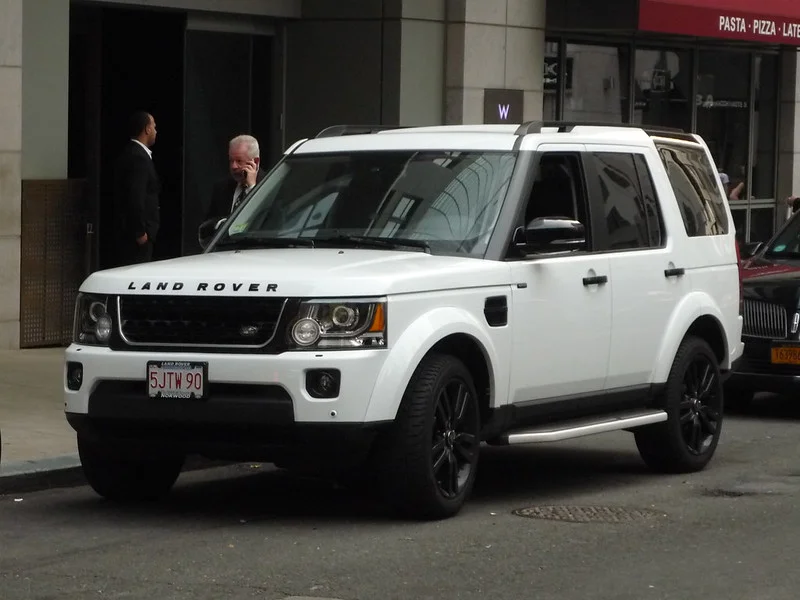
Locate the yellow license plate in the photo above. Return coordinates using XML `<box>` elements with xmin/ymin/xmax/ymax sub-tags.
<box><xmin>771</xmin><ymin>347</ymin><xmax>800</xmax><ymax>365</ymax></box>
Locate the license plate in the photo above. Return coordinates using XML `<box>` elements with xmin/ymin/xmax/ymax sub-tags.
<box><xmin>147</xmin><ymin>361</ymin><xmax>208</xmax><ymax>399</ymax></box>
<box><xmin>770</xmin><ymin>347</ymin><xmax>800</xmax><ymax>365</ymax></box>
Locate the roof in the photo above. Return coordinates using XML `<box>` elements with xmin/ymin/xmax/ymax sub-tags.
<box><xmin>287</xmin><ymin>122</ymin><xmax>701</xmax><ymax>155</ymax></box>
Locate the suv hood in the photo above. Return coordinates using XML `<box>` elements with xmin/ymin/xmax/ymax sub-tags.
<box><xmin>80</xmin><ymin>249</ymin><xmax>513</xmax><ymax>297</ymax></box>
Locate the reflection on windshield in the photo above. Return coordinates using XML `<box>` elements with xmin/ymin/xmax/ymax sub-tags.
<box><xmin>765</xmin><ymin>214</ymin><xmax>800</xmax><ymax>257</ymax></box>
<box><xmin>215</xmin><ymin>150</ymin><xmax>517</xmax><ymax>257</ymax></box>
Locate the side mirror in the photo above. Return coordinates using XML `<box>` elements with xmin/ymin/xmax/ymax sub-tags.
<box><xmin>198</xmin><ymin>217</ymin><xmax>226</xmax><ymax>250</ymax></box>
<box><xmin>740</xmin><ymin>241</ymin><xmax>763</xmax><ymax>260</ymax></box>
<box><xmin>515</xmin><ymin>217</ymin><xmax>586</xmax><ymax>253</ymax></box>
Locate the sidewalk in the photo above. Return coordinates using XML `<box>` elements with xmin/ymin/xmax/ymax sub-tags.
<box><xmin>0</xmin><ymin>347</ymin><xmax>79</xmax><ymax>484</ymax></box>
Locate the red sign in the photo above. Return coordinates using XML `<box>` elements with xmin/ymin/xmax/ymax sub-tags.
<box><xmin>639</xmin><ymin>0</ymin><xmax>800</xmax><ymax>45</ymax></box>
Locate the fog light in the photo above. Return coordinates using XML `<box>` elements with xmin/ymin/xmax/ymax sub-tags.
<box><xmin>305</xmin><ymin>369</ymin><xmax>341</xmax><ymax>399</ymax></box>
<box><xmin>66</xmin><ymin>362</ymin><xmax>83</xmax><ymax>391</ymax></box>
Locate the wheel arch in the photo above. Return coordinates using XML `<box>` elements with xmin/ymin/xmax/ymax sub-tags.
<box><xmin>426</xmin><ymin>334</ymin><xmax>493</xmax><ymax>427</ymax></box>
<box><xmin>652</xmin><ymin>293</ymin><xmax>731</xmax><ymax>383</ymax></box>
<box><xmin>364</xmin><ymin>307</ymin><xmax>504</xmax><ymax>423</ymax></box>
<box><xmin>685</xmin><ymin>314</ymin><xmax>727</xmax><ymax>366</ymax></box>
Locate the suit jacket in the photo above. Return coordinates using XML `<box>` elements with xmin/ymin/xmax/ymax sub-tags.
<box><xmin>206</xmin><ymin>168</ymin><xmax>266</xmax><ymax>222</ymax></box>
<box><xmin>113</xmin><ymin>140</ymin><xmax>161</xmax><ymax>242</ymax></box>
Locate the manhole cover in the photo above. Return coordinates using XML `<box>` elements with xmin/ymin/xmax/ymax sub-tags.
<box><xmin>512</xmin><ymin>505</ymin><xmax>665</xmax><ymax>523</ymax></box>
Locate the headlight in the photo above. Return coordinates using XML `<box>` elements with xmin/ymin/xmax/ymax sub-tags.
<box><xmin>289</xmin><ymin>299</ymin><xmax>387</xmax><ymax>349</ymax></box>
<box><xmin>73</xmin><ymin>293</ymin><xmax>113</xmax><ymax>346</ymax></box>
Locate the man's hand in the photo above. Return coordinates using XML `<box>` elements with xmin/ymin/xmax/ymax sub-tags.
<box><xmin>136</xmin><ymin>232</ymin><xmax>149</xmax><ymax>245</ymax></box>
<box><xmin>242</xmin><ymin>160</ymin><xmax>258</xmax><ymax>188</ymax></box>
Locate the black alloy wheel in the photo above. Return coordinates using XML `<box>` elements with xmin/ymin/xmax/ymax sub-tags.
<box><xmin>679</xmin><ymin>354</ymin><xmax>722</xmax><ymax>456</ymax></box>
<box><xmin>431</xmin><ymin>378</ymin><xmax>480</xmax><ymax>499</ymax></box>
<box><xmin>635</xmin><ymin>336</ymin><xmax>724</xmax><ymax>473</ymax></box>
<box><xmin>376</xmin><ymin>353</ymin><xmax>482</xmax><ymax>520</ymax></box>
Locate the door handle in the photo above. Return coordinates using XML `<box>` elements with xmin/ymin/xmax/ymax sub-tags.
<box><xmin>582</xmin><ymin>275</ymin><xmax>608</xmax><ymax>286</ymax></box>
<box><xmin>664</xmin><ymin>267</ymin><xmax>685</xmax><ymax>278</ymax></box>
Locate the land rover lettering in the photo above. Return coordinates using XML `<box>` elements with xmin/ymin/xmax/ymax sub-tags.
<box><xmin>125</xmin><ymin>282</ymin><xmax>278</xmax><ymax>292</ymax></box>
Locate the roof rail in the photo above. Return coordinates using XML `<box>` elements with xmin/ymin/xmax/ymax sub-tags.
<box><xmin>315</xmin><ymin>124</ymin><xmax>404</xmax><ymax>138</ymax></box>
<box><xmin>512</xmin><ymin>120</ymin><xmax>694</xmax><ymax>147</ymax></box>
<box><xmin>516</xmin><ymin>120</ymin><xmax>686</xmax><ymax>134</ymax></box>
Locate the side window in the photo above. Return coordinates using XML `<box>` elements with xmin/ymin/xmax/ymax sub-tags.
<box><xmin>586</xmin><ymin>152</ymin><xmax>659</xmax><ymax>251</ymax></box>
<box><xmin>633</xmin><ymin>154</ymin><xmax>664</xmax><ymax>248</ymax></box>
<box><xmin>656</xmin><ymin>143</ymin><xmax>729</xmax><ymax>236</ymax></box>
<box><xmin>525</xmin><ymin>152</ymin><xmax>589</xmax><ymax>235</ymax></box>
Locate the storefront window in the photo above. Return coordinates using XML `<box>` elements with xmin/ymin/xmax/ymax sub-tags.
<box><xmin>752</xmin><ymin>54</ymin><xmax>778</xmax><ymax>200</ymax></box>
<box><xmin>696</xmin><ymin>50</ymin><xmax>750</xmax><ymax>202</ymax></box>
<box><xmin>633</xmin><ymin>48</ymin><xmax>692</xmax><ymax>131</ymax></box>
<box><xmin>563</xmin><ymin>43</ymin><xmax>630</xmax><ymax>123</ymax></box>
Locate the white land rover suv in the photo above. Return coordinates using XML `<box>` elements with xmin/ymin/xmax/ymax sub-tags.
<box><xmin>65</xmin><ymin>122</ymin><xmax>744</xmax><ymax>519</ymax></box>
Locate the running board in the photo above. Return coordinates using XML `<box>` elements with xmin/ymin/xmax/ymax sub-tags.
<box><xmin>495</xmin><ymin>409</ymin><xmax>668</xmax><ymax>445</ymax></box>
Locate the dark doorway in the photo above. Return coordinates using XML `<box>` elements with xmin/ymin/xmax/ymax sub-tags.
<box><xmin>69</xmin><ymin>5</ymin><xmax>279</xmax><ymax>267</ymax></box>
<box><xmin>99</xmin><ymin>7</ymin><xmax>186</xmax><ymax>267</ymax></box>
<box><xmin>69</xmin><ymin>4</ymin><xmax>186</xmax><ymax>270</ymax></box>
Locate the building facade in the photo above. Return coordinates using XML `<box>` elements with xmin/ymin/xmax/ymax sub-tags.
<box><xmin>0</xmin><ymin>0</ymin><xmax>799</xmax><ymax>349</ymax></box>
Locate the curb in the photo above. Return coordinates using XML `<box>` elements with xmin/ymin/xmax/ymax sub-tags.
<box><xmin>0</xmin><ymin>454</ymin><xmax>240</xmax><ymax>496</ymax></box>
<box><xmin>0</xmin><ymin>454</ymin><xmax>84</xmax><ymax>495</ymax></box>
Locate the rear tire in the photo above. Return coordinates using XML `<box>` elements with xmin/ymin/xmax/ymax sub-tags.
<box><xmin>375</xmin><ymin>354</ymin><xmax>481</xmax><ymax>520</ymax></box>
<box><xmin>635</xmin><ymin>336</ymin><xmax>723</xmax><ymax>473</ymax></box>
<box><xmin>78</xmin><ymin>435</ymin><xmax>184</xmax><ymax>502</ymax></box>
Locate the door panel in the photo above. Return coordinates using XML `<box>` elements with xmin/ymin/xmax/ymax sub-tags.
<box><xmin>509</xmin><ymin>144</ymin><xmax>612</xmax><ymax>403</ymax></box>
<box><xmin>509</xmin><ymin>255</ymin><xmax>612</xmax><ymax>402</ymax></box>
<box><xmin>582</xmin><ymin>146</ymin><xmax>687</xmax><ymax>388</ymax></box>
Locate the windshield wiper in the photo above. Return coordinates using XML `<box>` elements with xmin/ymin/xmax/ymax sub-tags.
<box><xmin>215</xmin><ymin>234</ymin><xmax>316</xmax><ymax>249</ymax></box>
<box><xmin>316</xmin><ymin>234</ymin><xmax>431</xmax><ymax>253</ymax></box>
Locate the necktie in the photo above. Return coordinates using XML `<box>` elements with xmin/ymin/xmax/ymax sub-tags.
<box><xmin>233</xmin><ymin>183</ymin><xmax>248</xmax><ymax>212</ymax></box>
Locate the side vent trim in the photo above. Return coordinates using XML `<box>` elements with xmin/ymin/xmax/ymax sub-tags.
<box><xmin>484</xmin><ymin>296</ymin><xmax>508</xmax><ymax>327</ymax></box>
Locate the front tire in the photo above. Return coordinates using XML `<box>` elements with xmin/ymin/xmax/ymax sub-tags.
<box><xmin>78</xmin><ymin>435</ymin><xmax>185</xmax><ymax>502</ymax></box>
<box><xmin>376</xmin><ymin>354</ymin><xmax>481</xmax><ymax>520</ymax></box>
<box><xmin>635</xmin><ymin>336</ymin><xmax>723</xmax><ymax>473</ymax></box>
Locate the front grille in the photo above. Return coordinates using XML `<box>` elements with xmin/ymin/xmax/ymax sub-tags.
<box><xmin>742</xmin><ymin>299</ymin><xmax>788</xmax><ymax>339</ymax></box>
<box><xmin>117</xmin><ymin>295</ymin><xmax>287</xmax><ymax>347</ymax></box>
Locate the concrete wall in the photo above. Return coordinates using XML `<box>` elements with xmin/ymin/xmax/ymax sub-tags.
<box><xmin>398</xmin><ymin>0</ymin><xmax>446</xmax><ymax>126</ymax></box>
<box><xmin>0</xmin><ymin>0</ymin><xmax>22</xmax><ymax>349</ymax></box>
<box><xmin>445</xmin><ymin>0</ymin><xmax>546</xmax><ymax>124</ymax></box>
<box><xmin>22</xmin><ymin>0</ymin><xmax>70</xmax><ymax>179</ymax></box>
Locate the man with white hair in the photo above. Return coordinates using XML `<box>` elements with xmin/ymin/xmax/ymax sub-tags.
<box><xmin>205</xmin><ymin>134</ymin><xmax>266</xmax><ymax>222</ymax></box>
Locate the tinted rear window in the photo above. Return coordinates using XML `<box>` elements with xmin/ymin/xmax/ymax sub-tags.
<box><xmin>657</xmin><ymin>143</ymin><xmax>728</xmax><ymax>237</ymax></box>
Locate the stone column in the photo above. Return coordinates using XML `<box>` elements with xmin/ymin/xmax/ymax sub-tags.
<box><xmin>445</xmin><ymin>0</ymin><xmax>546</xmax><ymax>124</ymax></box>
<box><xmin>777</xmin><ymin>48</ymin><xmax>800</xmax><ymax>226</ymax></box>
<box><xmin>0</xmin><ymin>0</ymin><xmax>22</xmax><ymax>349</ymax></box>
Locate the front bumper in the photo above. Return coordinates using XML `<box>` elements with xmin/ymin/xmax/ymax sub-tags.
<box><xmin>63</xmin><ymin>344</ymin><xmax>391</xmax><ymax>459</ymax></box>
<box><xmin>727</xmin><ymin>338</ymin><xmax>800</xmax><ymax>394</ymax></box>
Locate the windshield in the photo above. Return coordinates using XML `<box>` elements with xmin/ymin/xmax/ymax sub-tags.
<box><xmin>765</xmin><ymin>212</ymin><xmax>800</xmax><ymax>258</ymax></box>
<box><xmin>212</xmin><ymin>150</ymin><xmax>518</xmax><ymax>257</ymax></box>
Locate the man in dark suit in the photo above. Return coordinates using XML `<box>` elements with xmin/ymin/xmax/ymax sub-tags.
<box><xmin>113</xmin><ymin>111</ymin><xmax>160</xmax><ymax>265</ymax></box>
<box><xmin>205</xmin><ymin>134</ymin><xmax>266</xmax><ymax>224</ymax></box>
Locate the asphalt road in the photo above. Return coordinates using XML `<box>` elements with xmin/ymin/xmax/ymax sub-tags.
<box><xmin>3</xmin><ymin>396</ymin><xmax>800</xmax><ymax>600</ymax></box>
